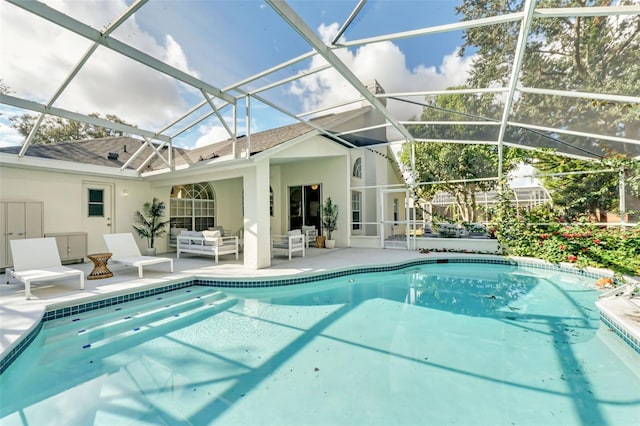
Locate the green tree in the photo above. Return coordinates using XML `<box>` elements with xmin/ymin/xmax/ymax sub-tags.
<box><xmin>456</xmin><ymin>0</ymin><xmax>640</xmax><ymax>150</ymax></box>
<box><xmin>10</xmin><ymin>113</ymin><xmax>134</xmax><ymax>145</ymax></box>
<box><xmin>533</xmin><ymin>152</ymin><xmax>640</xmax><ymax>220</ymax></box>
<box><xmin>398</xmin><ymin>91</ymin><xmax>525</xmax><ymax>222</ymax></box>
<box><xmin>450</xmin><ymin>0</ymin><xmax>640</xmax><ymax>221</ymax></box>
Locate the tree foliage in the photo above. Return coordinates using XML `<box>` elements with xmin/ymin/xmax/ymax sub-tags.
<box><xmin>456</xmin><ymin>0</ymin><xmax>640</xmax><ymax>148</ymax></box>
<box><xmin>10</xmin><ymin>113</ymin><xmax>134</xmax><ymax>145</ymax></box>
<box><xmin>400</xmin><ymin>0</ymin><xmax>639</xmax><ymax>223</ymax></box>
<box><xmin>398</xmin><ymin>91</ymin><xmax>526</xmax><ymax>222</ymax></box>
<box><xmin>531</xmin><ymin>152</ymin><xmax>640</xmax><ymax>220</ymax></box>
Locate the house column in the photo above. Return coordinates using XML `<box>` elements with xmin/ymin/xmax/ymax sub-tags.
<box><xmin>243</xmin><ymin>159</ymin><xmax>271</xmax><ymax>269</ymax></box>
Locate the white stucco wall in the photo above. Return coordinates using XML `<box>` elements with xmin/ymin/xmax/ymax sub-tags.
<box><xmin>210</xmin><ymin>178</ymin><xmax>243</xmax><ymax>235</ymax></box>
<box><xmin>0</xmin><ymin>165</ymin><xmax>168</xmax><ymax>254</ymax></box>
<box><xmin>277</xmin><ymin>156</ymin><xmax>349</xmax><ymax>247</ymax></box>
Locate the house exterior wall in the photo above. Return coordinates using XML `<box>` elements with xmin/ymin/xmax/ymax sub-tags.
<box><xmin>267</xmin><ymin>134</ymin><xmax>350</xmax><ymax>247</ymax></box>
<box><xmin>0</xmin><ymin>166</ymin><xmax>167</xmax><ymax>254</ymax></box>
<box><xmin>210</xmin><ymin>178</ymin><xmax>243</xmax><ymax>235</ymax></box>
<box><xmin>276</xmin><ymin>156</ymin><xmax>349</xmax><ymax>247</ymax></box>
<box><xmin>349</xmin><ymin>145</ymin><xmax>409</xmax><ymax>248</ymax></box>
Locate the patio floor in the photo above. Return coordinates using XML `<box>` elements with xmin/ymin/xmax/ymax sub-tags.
<box><xmin>0</xmin><ymin>247</ymin><xmax>427</xmax><ymax>358</ymax></box>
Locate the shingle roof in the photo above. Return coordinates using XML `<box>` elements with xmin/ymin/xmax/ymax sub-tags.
<box><xmin>0</xmin><ymin>107</ymin><xmax>376</xmax><ymax>171</ymax></box>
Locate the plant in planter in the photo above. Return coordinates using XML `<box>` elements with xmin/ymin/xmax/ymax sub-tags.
<box><xmin>132</xmin><ymin>197</ymin><xmax>169</xmax><ymax>255</ymax></box>
<box><xmin>322</xmin><ymin>197</ymin><xmax>339</xmax><ymax>249</ymax></box>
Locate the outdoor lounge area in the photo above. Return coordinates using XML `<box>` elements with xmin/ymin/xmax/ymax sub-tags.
<box><xmin>0</xmin><ymin>0</ymin><xmax>638</xmax><ymax>424</ymax></box>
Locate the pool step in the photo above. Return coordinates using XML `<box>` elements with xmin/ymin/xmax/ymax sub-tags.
<box><xmin>38</xmin><ymin>293</ymin><xmax>236</xmax><ymax>366</ymax></box>
<box><xmin>42</xmin><ymin>287</ymin><xmax>220</xmax><ymax>344</ymax></box>
<box><xmin>42</xmin><ymin>286</ymin><xmax>214</xmax><ymax>334</ymax></box>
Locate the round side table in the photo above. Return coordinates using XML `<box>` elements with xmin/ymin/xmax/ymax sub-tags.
<box><xmin>87</xmin><ymin>253</ymin><xmax>113</xmax><ymax>280</ymax></box>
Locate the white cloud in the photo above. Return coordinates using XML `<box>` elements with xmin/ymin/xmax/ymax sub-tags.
<box><xmin>290</xmin><ymin>23</ymin><xmax>477</xmax><ymax>127</ymax></box>
<box><xmin>194</xmin><ymin>123</ymin><xmax>232</xmax><ymax>148</ymax></box>
<box><xmin>0</xmin><ymin>0</ymin><xmax>196</xmax><ymax>132</ymax></box>
<box><xmin>0</xmin><ymin>121</ymin><xmax>23</xmax><ymax>147</ymax></box>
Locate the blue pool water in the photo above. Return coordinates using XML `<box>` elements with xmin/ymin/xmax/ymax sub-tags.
<box><xmin>1</xmin><ymin>263</ymin><xmax>639</xmax><ymax>425</ymax></box>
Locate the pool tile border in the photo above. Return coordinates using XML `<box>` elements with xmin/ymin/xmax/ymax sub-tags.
<box><xmin>0</xmin><ymin>256</ymin><xmax>634</xmax><ymax>374</ymax></box>
<box><xmin>600</xmin><ymin>312</ymin><xmax>640</xmax><ymax>355</ymax></box>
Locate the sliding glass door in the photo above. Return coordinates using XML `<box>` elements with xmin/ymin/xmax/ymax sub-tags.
<box><xmin>289</xmin><ymin>184</ymin><xmax>322</xmax><ymax>232</ymax></box>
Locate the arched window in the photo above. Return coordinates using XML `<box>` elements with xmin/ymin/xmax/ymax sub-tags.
<box><xmin>352</xmin><ymin>157</ymin><xmax>362</xmax><ymax>178</ymax></box>
<box><xmin>169</xmin><ymin>182</ymin><xmax>216</xmax><ymax>230</ymax></box>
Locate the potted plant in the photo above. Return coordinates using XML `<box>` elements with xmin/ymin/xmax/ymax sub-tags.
<box><xmin>322</xmin><ymin>197</ymin><xmax>339</xmax><ymax>249</ymax></box>
<box><xmin>133</xmin><ymin>197</ymin><xmax>169</xmax><ymax>256</ymax></box>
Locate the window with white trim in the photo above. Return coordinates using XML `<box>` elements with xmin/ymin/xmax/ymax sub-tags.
<box><xmin>352</xmin><ymin>191</ymin><xmax>361</xmax><ymax>231</ymax></box>
<box><xmin>352</xmin><ymin>157</ymin><xmax>362</xmax><ymax>178</ymax></box>
<box><xmin>170</xmin><ymin>182</ymin><xmax>215</xmax><ymax>230</ymax></box>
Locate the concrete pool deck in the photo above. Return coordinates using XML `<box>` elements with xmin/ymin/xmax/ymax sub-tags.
<box><xmin>1</xmin><ymin>247</ymin><xmax>638</xmax><ymax>361</ymax></box>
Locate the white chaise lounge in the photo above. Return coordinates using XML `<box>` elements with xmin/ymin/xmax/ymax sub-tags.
<box><xmin>271</xmin><ymin>229</ymin><xmax>305</xmax><ymax>260</ymax></box>
<box><xmin>103</xmin><ymin>233</ymin><xmax>173</xmax><ymax>278</ymax></box>
<box><xmin>177</xmin><ymin>230</ymin><xmax>239</xmax><ymax>263</ymax></box>
<box><xmin>6</xmin><ymin>237</ymin><xmax>84</xmax><ymax>300</ymax></box>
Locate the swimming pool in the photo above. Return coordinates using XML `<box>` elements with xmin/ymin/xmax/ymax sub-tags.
<box><xmin>1</xmin><ymin>262</ymin><xmax>638</xmax><ymax>425</ymax></box>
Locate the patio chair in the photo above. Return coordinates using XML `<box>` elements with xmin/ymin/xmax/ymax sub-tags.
<box><xmin>271</xmin><ymin>229</ymin><xmax>305</xmax><ymax>260</ymax></box>
<box><xmin>6</xmin><ymin>237</ymin><xmax>84</xmax><ymax>300</ymax></box>
<box><xmin>301</xmin><ymin>225</ymin><xmax>318</xmax><ymax>248</ymax></box>
<box><xmin>103</xmin><ymin>233</ymin><xmax>173</xmax><ymax>278</ymax></box>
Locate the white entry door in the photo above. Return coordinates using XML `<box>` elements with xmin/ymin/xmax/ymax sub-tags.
<box><xmin>82</xmin><ymin>182</ymin><xmax>114</xmax><ymax>254</ymax></box>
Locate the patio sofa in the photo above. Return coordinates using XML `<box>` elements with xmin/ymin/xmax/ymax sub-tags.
<box><xmin>176</xmin><ymin>229</ymin><xmax>239</xmax><ymax>263</ymax></box>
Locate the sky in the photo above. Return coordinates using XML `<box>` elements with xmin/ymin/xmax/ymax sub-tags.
<box><xmin>0</xmin><ymin>0</ymin><xmax>475</xmax><ymax>149</ymax></box>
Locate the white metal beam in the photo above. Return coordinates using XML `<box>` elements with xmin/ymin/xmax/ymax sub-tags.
<box><xmin>331</xmin><ymin>0</ymin><xmax>368</xmax><ymax>45</ymax></box>
<box><xmin>266</xmin><ymin>0</ymin><xmax>414</xmax><ymax>143</ymax></box>
<box><xmin>518</xmin><ymin>86</ymin><xmax>640</xmax><ymax>104</ymax></box>
<box><xmin>297</xmin><ymin>96</ymin><xmax>365</xmax><ymax>118</ymax></box>
<box><xmin>120</xmin><ymin>141</ymin><xmax>148</xmax><ymax>171</ymax></box>
<box><xmin>338</xmin><ymin>12</ymin><xmax>523</xmax><ymax>48</ymax></box>
<box><xmin>535</xmin><ymin>5</ymin><xmax>640</xmax><ymax>18</ymax></box>
<box><xmin>5</xmin><ymin>0</ymin><xmax>236</xmax><ymax>105</ymax></box>
<box><xmin>496</xmin><ymin>0</ymin><xmax>537</xmax><ymax>179</ymax></box>
<box><xmin>249</xmin><ymin>64</ymin><xmax>332</xmax><ymax>95</ymax></box>
<box><xmin>17</xmin><ymin>0</ymin><xmax>150</xmax><ymax>157</ymax></box>
<box><xmin>400</xmin><ymin>121</ymin><xmax>501</xmax><ymax>126</ymax></box>
<box><xmin>1</xmin><ymin>94</ymin><xmax>170</xmax><ymax>142</ymax></box>
<box><xmin>248</xmin><ymin>92</ymin><xmax>359</xmax><ymax>148</ymax></box>
<box><xmin>509</xmin><ymin>121</ymin><xmax>640</xmax><ymax>147</ymax></box>
<box><xmin>171</xmin><ymin>110</ymin><xmax>217</xmax><ymax>139</ymax></box>
<box><xmin>335</xmin><ymin>123</ymin><xmax>391</xmax><ymax>136</ymax></box>
<box><xmin>202</xmin><ymin>89</ymin><xmax>234</xmax><ymax>140</ymax></box>
<box><xmin>381</xmin><ymin>87</ymin><xmax>508</xmax><ymax>98</ymax></box>
<box><xmin>135</xmin><ymin>138</ymin><xmax>171</xmax><ymax>173</ymax></box>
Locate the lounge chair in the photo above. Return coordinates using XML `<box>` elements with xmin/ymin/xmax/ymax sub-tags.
<box><xmin>6</xmin><ymin>237</ymin><xmax>84</xmax><ymax>300</ymax></box>
<box><xmin>271</xmin><ymin>229</ymin><xmax>305</xmax><ymax>260</ymax></box>
<box><xmin>103</xmin><ymin>233</ymin><xmax>173</xmax><ymax>278</ymax></box>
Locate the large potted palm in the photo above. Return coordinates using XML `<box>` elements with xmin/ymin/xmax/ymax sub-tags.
<box><xmin>133</xmin><ymin>197</ymin><xmax>169</xmax><ymax>255</ymax></box>
<box><xmin>322</xmin><ymin>197</ymin><xmax>339</xmax><ymax>249</ymax></box>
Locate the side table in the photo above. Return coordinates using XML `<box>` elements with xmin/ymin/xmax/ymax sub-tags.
<box><xmin>87</xmin><ymin>253</ymin><xmax>113</xmax><ymax>280</ymax></box>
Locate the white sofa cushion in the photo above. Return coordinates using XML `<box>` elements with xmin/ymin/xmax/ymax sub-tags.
<box><xmin>202</xmin><ymin>230</ymin><xmax>223</xmax><ymax>246</ymax></box>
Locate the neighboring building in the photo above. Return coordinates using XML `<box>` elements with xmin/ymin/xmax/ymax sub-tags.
<box><xmin>0</xmin><ymin>105</ymin><xmax>408</xmax><ymax>270</ymax></box>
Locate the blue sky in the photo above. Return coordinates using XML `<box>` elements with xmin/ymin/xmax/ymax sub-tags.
<box><xmin>0</xmin><ymin>0</ymin><xmax>473</xmax><ymax>149</ymax></box>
